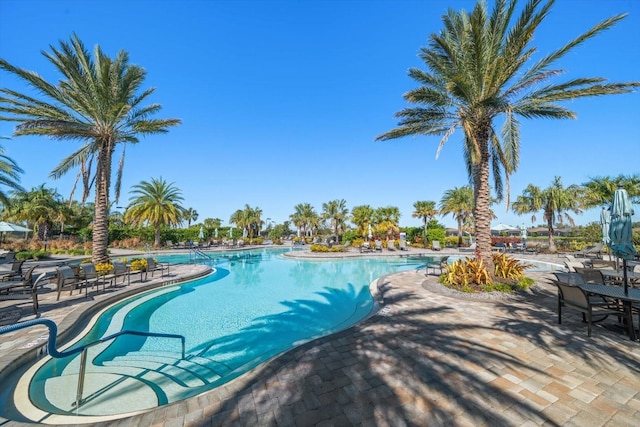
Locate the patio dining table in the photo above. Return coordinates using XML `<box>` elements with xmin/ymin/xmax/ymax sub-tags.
<box><xmin>579</xmin><ymin>283</ymin><xmax>640</xmax><ymax>341</ymax></box>
<box><xmin>598</xmin><ymin>268</ymin><xmax>640</xmax><ymax>286</ymax></box>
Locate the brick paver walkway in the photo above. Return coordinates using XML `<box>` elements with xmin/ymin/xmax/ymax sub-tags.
<box><xmin>1</xmin><ymin>251</ymin><xmax>639</xmax><ymax>426</ymax></box>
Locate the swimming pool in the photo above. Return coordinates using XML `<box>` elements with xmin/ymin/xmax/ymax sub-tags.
<box><xmin>12</xmin><ymin>249</ymin><xmax>431</xmax><ymax>422</ymax></box>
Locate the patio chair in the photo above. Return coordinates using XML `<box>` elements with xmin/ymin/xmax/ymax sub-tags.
<box><xmin>432</xmin><ymin>241</ymin><xmax>441</xmax><ymax>251</ymax></box>
<box><xmin>0</xmin><ymin>251</ymin><xmax>16</xmax><ymax>265</ymax></box>
<box><xmin>574</xmin><ymin>267</ymin><xmax>608</xmax><ymax>285</ymax></box>
<box><xmin>0</xmin><ymin>264</ymin><xmax>40</xmax><ymax>314</ymax></box>
<box><xmin>80</xmin><ymin>262</ymin><xmax>106</xmax><ymax>293</ymax></box>
<box><xmin>145</xmin><ymin>257</ymin><xmax>170</xmax><ymax>280</ymax></box>
<box><xmin>105</xmin><ymin>260</ymin><xmax>130</xmax><ymax>287</ymax></box>
<box><xmin>551</xmin><ymin>279</ymin><xmax>627</xmax><ymax>337</ymax></box>
<box><xmin>564</xmin><ymin>261</ymin><xmax>587</xmax><ymax>273</ymax></box>
<box><xmin>56</xmin><ymin>265</ymin><xmax>85</xmax><ymax>300</ymax></box>
<box><xmin>426</xmin><ymin>256</ymin><xmax>449</xmax><ymax>275</ymax></box>
<box><xmin>0</xmin><ymin>260</ymin><xmax>25</xmax><ymax>281</ymax></box>
<box><xmin>387</xmin><ymin>240</ymin><xmax>396</xmax><ymax>251</ymax></box>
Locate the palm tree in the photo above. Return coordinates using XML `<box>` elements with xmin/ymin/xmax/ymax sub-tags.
<box><xmin>185</xmin><ymin>207</ymin><xmax>199</xmax><ymax>227</ymax></box>
<box><xmin>581</xmin><ymin>174</ymin><xmax>640</xmax><ymax>209</ymax></box>
<box><xmin>439</xmin><ymin>186</ymin><xmax>474</xmax><ymax>247</ymax></box>
<box><xmin>412</xmin><ymin>200</ymin><xmax>438</xmax><ymax>248</ymax></box>
<box><xmin>322</xmin><ymin>199</ymin><xmax>349</xmax><ymax>242</ymax></box>
<box><xmin>290</xmin><ymin>203</ymin><xmax>318</xmax><ymax>238</ymax></box>
<box><xmin>5</xmin><ymin>184</ymin><xmax>62</xmax><ymax>240</ymax></box>
<box><xmin>350</xmin><ymin>205</ymin><xmax>374</xmax><ymax>237</ymax></box>
<box><xmin>124</xmin><ymin>177</ymin><xmax>185</xmax><ymax>248</ymax></box>
<box><xmin>375</xmin><ymin>0</ymin><xmax>639</xmax><ymax>273</ymax></box>
<box><xmin>374</xmin><ymin>206</ymin><xmax>401</xmax><ymax>241</ymax></box>
<box><xmin>0</xmin><ymin>34</ymin><xmax>181</xmax><ymax>263</ymax></box>
<box><xmin>0</xmin><ymin>139</ymin><xmax>24</xmax><ymax>206</ymax></box>
<box><xmin>511</xmin><ymin>176</ymin><xmax>582</xmax><ymax>252</ymax></box>
<box><xmin>203</xmin><ymin>217</ymin><xmax>222</xmax><ymax>229</ymax></box>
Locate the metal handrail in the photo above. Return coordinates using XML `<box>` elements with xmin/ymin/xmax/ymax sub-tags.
<box><xmin>189</xmin><ymin>247</ymin><xmax>212</xmax><ymax>263</ymax></box>
<box><xmin>0</xmin><ymin>319</ymin><xmax>185</xmax><ymax>409</ymax></box>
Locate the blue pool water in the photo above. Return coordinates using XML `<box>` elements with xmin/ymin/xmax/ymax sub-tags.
<box><xmin>25</xmin><ymin>249</ymin><xmax>432</xmax><ymax>418</ymax></box>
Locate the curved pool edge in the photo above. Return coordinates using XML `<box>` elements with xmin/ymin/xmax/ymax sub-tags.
<box><xmin>0</xmin><ymin>263</ymin><xmax>212</xmax><ymax>424</ymax></box>
<box><xmin>3</xmin><ymin>265</ymin><xmax>390</xmax><ymax>425</ymax></box>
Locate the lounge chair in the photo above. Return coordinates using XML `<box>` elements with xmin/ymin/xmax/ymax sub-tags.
<box><xmin>431</xmin><ymin>241</ymin><xmax>441</xmax><ymax>251</ymax></box>
<box><xmin>387</xmin><ymin>240</ymin><xmax>396</xmax><ymax>251</ymax></box>
<box><xmin>0</xmin><ymin>264</ymin><xmax>40</xmax><ymax>313</ymax></box>
<box><xmin>551</xmin><ymin>279</ymin><xmax>626</xmax><ymax>337</ymax></box>
<box><xmin>374</xmin><ymin>240</ymin><xmax>383</xmax><ymax>252</ymax></box>
<box><xmin>564</xmin><ymin>261</ymin><xmax>587</xmax><ymax>273</ymax></box>
<box><xmin>360</xmin><ymin>242</ymin><xmax>372</xmax><ymax>253</ymax></box>
<box><xmin>574</xmin><ymin>243</ymin><xmax>604</xmax><ymax>259</ymax></box>
<box><xmin>426</xmin><ymin>256</ymin><xmax>449</xmax><ymax>275</ymax></box>
<box><xmin>459</xmin><ymin>243</ymin><xmax>476</xmax><ymax>252</ymax></box>
<box><xmin>0</xmin><ymin>251</ymin><xmax>16</xmax><ymax>265</ymax></box>
<box><xmin>398</xmin><ymin>240</ymin><xmax>409</xmax><ymax>251</ymax></box>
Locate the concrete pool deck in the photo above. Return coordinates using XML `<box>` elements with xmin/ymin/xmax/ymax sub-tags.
<box><xmin>1</xmin><ymin>247</ymin><xmax>639</xmax><ymax>426</ymax></box>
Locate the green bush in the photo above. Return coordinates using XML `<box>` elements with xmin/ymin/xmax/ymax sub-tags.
<box><xmin>16</xmin><ymin>250</ymin><xmax>51</xmax><ymax>260</ymax></box>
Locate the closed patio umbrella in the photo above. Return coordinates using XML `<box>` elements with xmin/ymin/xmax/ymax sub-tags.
<box><xmin>608</xmin><ymin>185</ymin><xmax>637</xmax><ymax>293</ymax></box>
<box><xmin>600</xmin><ymin>206</ymin><xmax>611</xmax><ymax>246</ymax></box>
<box><xmin>214</xmin><ymin>228</ymin><xmax>218</xmax><ymax>239</ymax></box>
<box><xmin>198</xmin><ymin>226</ymin><xmax>204</xmax><ymax>240</ymax></box>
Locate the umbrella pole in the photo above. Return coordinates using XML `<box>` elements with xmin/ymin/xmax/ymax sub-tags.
<box><xmin>623</xmin><ymin>259</ymin><xmax>628</xmax><ymax>295</ymax></box>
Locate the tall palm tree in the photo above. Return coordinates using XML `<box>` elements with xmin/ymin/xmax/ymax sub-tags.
<box><xmin>0</xmin><ymin>34</ymin><xmax>181</xmax><ymax>263</ymax></box>
<box><xmin>290</xmin><ymin>203</ymin><xmax>318</xmax><ymax>238</ymax></box>
<box><xmin>376</xmin><ymin>0</ymin><xmax>639</xmax><ymax>273</ymax></box>
<box><xmin>124</xmin><ymin>177</ymin><xmax>185</xmax><ymax>248</ymax></box>
<box><xmin>439</xmin><ymin>186</ymin><xmax>474</xmax><ymax>247</ymax></box>
<box><xmin>0</xmin><ymin>139</ymin><xmax>24</xmax><ymax>206</ymax></box>
<box><xmin>185</xmin><ymin>207</ymin><xmax>199</xmax><ymax>227</ymax></box>
<box><xmin>322</xmin><ymin>199</ymin><xmax>349</xmax><ymax>241</ymax></box>
<box><xmin>374</xmin><ymin>206</ymin><xmax>401</xmax><ymax>240</ymax></box>
<box><xmin>350</xmin><ymin>205</ymin><xmax>374</xmax><ymax>237</ymax></box>
<box><xmin>511</xmin><ymin>176</ymin><xmax>582</xmax><ymax>252</ymax></box>
<box><xmin>412</xmin><ymin>200</ymin><xmax>438</xmax><ymax>248</ymax></box>
<box><xmin>581</xmin><ymin>174</ymin><xmax>640</xmax><ymax>209</ymax></box>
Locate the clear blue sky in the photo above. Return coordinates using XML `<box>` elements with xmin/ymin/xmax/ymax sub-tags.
<box><xmin>1</xmin><ymin>0</ymin><xmax>638</xmax><ymax>230</ymax></box>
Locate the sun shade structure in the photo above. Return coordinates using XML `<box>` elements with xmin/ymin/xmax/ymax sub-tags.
<box><xmin>491</xmin><ymin>223</ymin><xmax>520</xmax><ymax>232</ymax></box>
<box><xmin>608</xmin><ymin>185</ymin><xmax>637</xmax><ymax>293</ymax></box>
<box><xmin>0</xmin><ymin>222</ymin><xmax>31</xmax><ymax>233</ymax></box>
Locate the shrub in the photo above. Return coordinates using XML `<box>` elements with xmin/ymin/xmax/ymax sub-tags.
<box><xmin>130</xmin><ymin>258</ymin><xmax>147</xmax><ymax>271</ymax></box>
<box><xmin>95</xmin><ymin>262</ymin><xmax>114</xmax><ymax>274</ymax></box>
<box><xmin>441</xmin><ymin>254</ymin><xmax>532</xmax><ymax>293</ymax></box>
<box><xmin>15</xmin><ymin>250</ymin><xmax>51</xmax><ymax>260</ymax></box>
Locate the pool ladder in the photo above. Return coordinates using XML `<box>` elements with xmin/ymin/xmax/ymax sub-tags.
<box><xmin>0</xmin><ymin>319</ymin><xmax>185</xmax><ymax>409</ymax></box>
<box><xmin>189</xmin><ymin>247</ymin><xmax>213</xmax><ymax>264</ymax></box>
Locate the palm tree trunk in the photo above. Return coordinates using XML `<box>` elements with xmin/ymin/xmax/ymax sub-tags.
<box><xmin>546</xmin><ymin>215</ymin><xmax>556</xmax><ymax>252</ymax></box>
<box><xmin>92</xmin><ymin>141</ymin><xmax>112</xmax><ymax>264</ymax></box>
<box><xmin>155</xmin><ymin>224</ymin><xmax>161</xmax><ymax>248</ymax></box>
<box><xmin>472</xmin><ymin>138</ymin><xmax>495</xmax><ymax>275</ymax></box>
<box><xmin>424</xmin><ymin>218</ymin><xmax>428</xmax><ymax>248</ymax></box>
<box><xmin>457</xmin><ymin>217</ymin><xmax>463</xmax><ymax>247</ymax></box>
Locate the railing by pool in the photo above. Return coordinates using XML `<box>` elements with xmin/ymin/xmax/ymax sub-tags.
<box><xmin>0</xmin><ymin>318</ymin><xmax>185</xmax><ymax>409</ymax></box>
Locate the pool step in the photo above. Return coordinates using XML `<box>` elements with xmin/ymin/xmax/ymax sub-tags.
<box><xmin>41</xmin><ymin>351</ymin><xmax>226</xmax><ymax>415</ymax></box>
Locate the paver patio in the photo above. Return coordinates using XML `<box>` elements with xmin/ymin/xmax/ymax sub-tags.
<box><xmin>1</xmin><ymin>249</ymin><xmax>639</xmax><ymax>426</ymax></box>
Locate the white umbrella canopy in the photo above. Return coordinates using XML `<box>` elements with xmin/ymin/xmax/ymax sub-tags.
<box><xmin>0</xmin><ymin>221</ymin><xmax>31</xmax><ymax>233</ymax></box>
